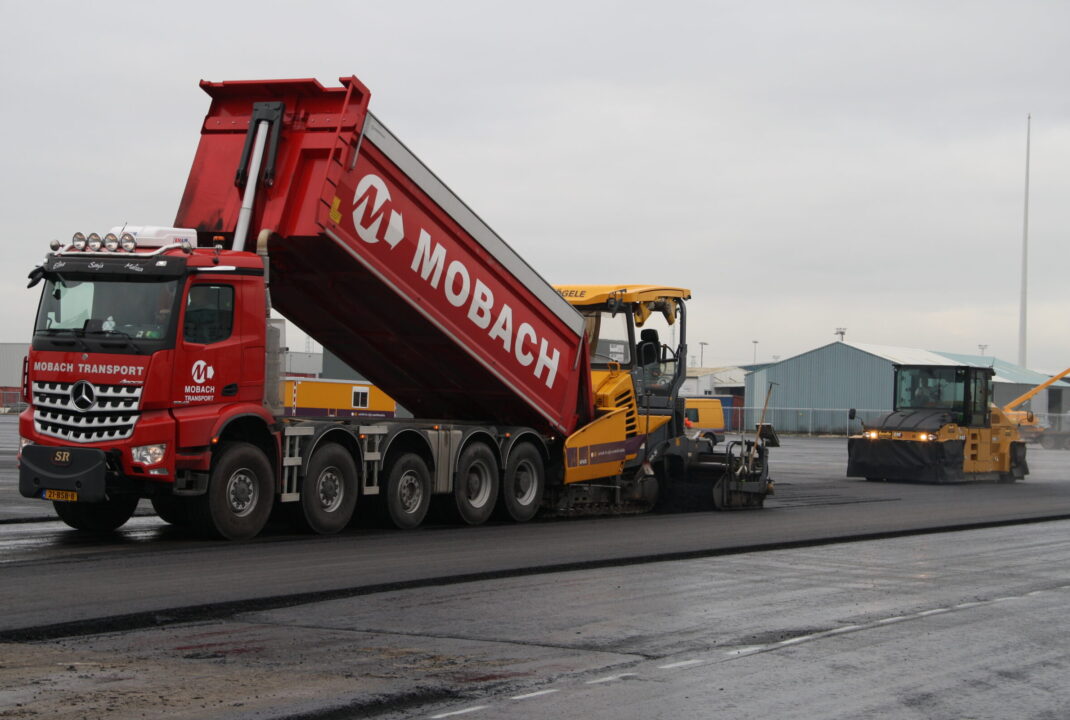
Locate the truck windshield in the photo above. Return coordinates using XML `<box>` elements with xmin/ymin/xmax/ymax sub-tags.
<box><xmin>34</xmin><ymin>276</ymin><xmax>180</xmax><ymax>352</ymax></box>
<box><xmin>896</xmin><ymin>366</ymin><xmax>966</xmax><ymax>412</ymax></box>
<box><xmin>583</xmin><ymin>310</ymin><xmax>632</xmax><ymax>366</ymax></box>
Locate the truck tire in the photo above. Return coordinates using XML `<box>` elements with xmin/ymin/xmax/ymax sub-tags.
<box><xmin>151</xmin><ymin>495</ymin><xmax>192</xmax><ymax>526</ymax></box>
<box><xmin>53</xmin><ymin>495</ymin><xmax>139</xmax><ymax>533</ymax></box>
<box><xmin>1040</xmin><ymin>434</ymin><xmax>1058</xmax><ymax>450</ymax></box>
<box><xmin>385</xmin><ymin>453</ymin><xmax>431</xmax><ymax>530</ymax></box>
<box><xmin>299</xmin><ymin>443</ymin><xmax>358</xmax><ymax>535</ymax></box>
<box><xmin>192</xmin><ymin>442</ymin><xmax>273</xmax><ymax>541</ymax></box>
<box><xmin>453</xmin><ymin>443</ymin><xmax>499</xmax><ymax>526</ymax></box>
<box><xmin>498</xmin><ymin>443</ymin><xmax>544</xmax><ymax>522</ymax></box>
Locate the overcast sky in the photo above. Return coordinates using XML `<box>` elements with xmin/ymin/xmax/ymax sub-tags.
<box><xmin>1</xmin><ymin>1</ymin><xmax>1067</xmax><ymax>372</ymax></box>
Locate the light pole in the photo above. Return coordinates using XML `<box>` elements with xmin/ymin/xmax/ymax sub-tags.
<box><xmin>835</xmin><ymin>327</ymin><xmax>846</xmax><ymax>341</ymax></box>
<box><xmin>752</xmin><ymin>340</ymin><xmax>758</xmax><ymax>364</ymax></box>
<box><xmin>978</xmin><ymin>344</ymin><xmax>988</xmax><ymax>355</ymax></box>
<box><xmin>699</xmin><ymin>341</ymin><xmax>708</xmax><ymax>367</ymax></box>
<box><xmin>1019</xmin><ymin>114</ymin><xmax>1031</xmax><ymax>366</ymax></box>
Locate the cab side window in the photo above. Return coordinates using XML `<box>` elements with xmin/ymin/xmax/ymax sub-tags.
<box><xmin>184</xmin><ymin>284</ymin><xmax>234</xmax><ymax>344</ymax></box>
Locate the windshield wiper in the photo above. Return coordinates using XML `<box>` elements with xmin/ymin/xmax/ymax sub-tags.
<box><xmin>36</xmin><ymin>327</ymin><xmax>91</xmax><ymax>352</ymax></box>
<box><xmin>85</xmin><ymin>329</ymin><xmax>145</xmax><ymax>355</ymax></box>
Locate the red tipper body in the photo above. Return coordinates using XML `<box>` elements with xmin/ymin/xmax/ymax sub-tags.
<box><xmin>175</xmin><ymin>77</ymin><xmax>591</xmax><ymax>435</ymax></box>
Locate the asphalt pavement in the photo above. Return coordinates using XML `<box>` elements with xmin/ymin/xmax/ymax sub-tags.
<box><xmin>5</xmin><ymin>415</ymin><xmax>1070</xmax><ymax>718</ymax></box>
<box><xmin>4</xmin><ymin>518</ymin><xmax>1070</xmax><ymax>719</ymax></box>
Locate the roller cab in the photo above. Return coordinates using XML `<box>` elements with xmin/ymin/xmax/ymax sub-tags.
<box><xmin>848</xmin><ymin>364</ymin><xmax>1027</xmax><ymax>483</ymax></box>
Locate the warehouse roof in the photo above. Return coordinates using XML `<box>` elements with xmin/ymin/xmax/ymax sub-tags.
<box><xmin>688</xmin><ymin>366</ymin><xmax>746</xmax><ymax>386</ymax></box>
<box><xmin>933</xmin><ymin>352</ymin><xmax>1070</xmax><ymax>388</ymax></box>
<box><xmin>831</xmin><ymin>341</ymin><xmax>1067</xmax><ymax>387</ymax></box>
<box><xmin>843</xmin><ymin>342</ymin><xmax>969</xmax><ymax>367</ymax></box>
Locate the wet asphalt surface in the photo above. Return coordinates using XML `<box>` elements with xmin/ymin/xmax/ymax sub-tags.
<box><xmin>3</xmin><ymin>416</ymin><xmax>1070</xmax><ymax>718</ymax></box>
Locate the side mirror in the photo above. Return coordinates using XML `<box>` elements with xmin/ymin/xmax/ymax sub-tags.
<box><xmin>848</xmin><ymin>408</ymin><xmax>857</xmax><ymax>420</ymax></box>
<box><xmin>26</xmin><ymin>266</ymin><xmax>45</xmax><ymax>289</ymax></box>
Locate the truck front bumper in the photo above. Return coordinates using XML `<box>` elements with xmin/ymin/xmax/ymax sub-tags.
<box><xmin>19</xmin><ymin>445</ymin><xmax>117</xmax><ymax>503</ymax></box>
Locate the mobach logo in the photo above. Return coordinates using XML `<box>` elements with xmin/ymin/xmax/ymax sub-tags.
<box><xmin>184</xmin><ymin>361</ymin><xmax>216</xmax><ymax>403</ymax></box>
<box><xmin>124</xmin><ymin>263</ymin><xmax>144</xmax><ymax>273</ymax></box>
<box><xmin>349</xmin><ymin>173</ymin><xmax>562</xmax><ymax>390</ymax></box>
<box><xmin>353</xmin><ymin>174</ymin><xmax>404</xmax><ymax>248</ymax></box>
<box><xmin>191</xmin><ymin>360</ymin><xmax>215</xmax><ymax>385</ymax></box>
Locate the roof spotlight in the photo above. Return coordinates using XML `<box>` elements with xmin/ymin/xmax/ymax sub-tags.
<box><xmin>87</xmin><ymin>233</ymin><xmax>103</xmax><ymax>251</ymax></box>
<box><xmin>72</xmin><ymin>232</ymin><xmax>87</xmax><ymax>250</ymax></box>
<box><xmin>104</xmin><ymin>233</ymin><xmax>120</xmax><ymax>252</ymax></box>
<box><xmin>120</xmin><ymin>233</ymin><xmax>137</xmax><ymax>252</ymax></box>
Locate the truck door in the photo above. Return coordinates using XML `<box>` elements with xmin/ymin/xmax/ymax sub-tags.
<box><xmin>173</xmin><ymin>281</ymin><xmax>242</xmax><ymax>412</ymax></box>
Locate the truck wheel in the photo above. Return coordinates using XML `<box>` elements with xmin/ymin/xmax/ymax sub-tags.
<box><xmin>151</xmin><ymin>495</ymin><xmax>192</xmax><ymax>526</ymax></box>
<box><xmin>299</xmin><ymin>444</ymin><xmax>358</xmax><ymax>535</ymax></box>
<box><xmin>1040</xmin><ymin>434</ymin><xmax>1058</xmax><ymax>450</ymax></box>
<box><xmin>193</xmin><ymin>442</ymin><xmax>273</xmax><ymax>541</ymax></box>
<box><xmin>53</xmin><ymin>495</ymin><xmax>139</xmax><ymax>533</ymax></box>
<box><xmin>454</xmin><ymin>443</ymin><xmax>499</xmax><ymax>526</ymax></box>
<box><xmin>498</xmin><ymin>443</ymin><xmax>544</xmax><ymax>522</ymax></box>
<box><xmin>385</xmin><ymin>453</ymin><xmax>431</xmax><ymax>530</ymax></box>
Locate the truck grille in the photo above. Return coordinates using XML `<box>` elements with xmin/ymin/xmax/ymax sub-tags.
<box><xmin>32</xmin><ymin>381</ymin><xmax>143</xmax><ymax>443</ymax></box>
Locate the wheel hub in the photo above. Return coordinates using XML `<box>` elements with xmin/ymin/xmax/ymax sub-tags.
<box><xmin>513</xmin><ymin>460</ymin><xmax>537</xmax><ymax>505</ymax></box>
<box><xmin>226</xmin><ymin>469</ymin><xmax>259</xmax><ymax>518</ymax></box>
<box><xmin>317</xmin><ymin>466</ymin><xmax>344</xmax><ymax>513</ymax></box>
<box><xmin>465</xmin><ymin>461</ymin><xmax>492</xmax><ymax>508</ymax></box>
<box><xmin>399</xmin><ymin>471</ymin><xmax>423</xmax><ymax>513</ymax></box>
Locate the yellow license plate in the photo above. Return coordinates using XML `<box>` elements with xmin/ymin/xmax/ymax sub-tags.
<box><xmin>44</xmin><ymin>489</ymin><xmax>78</xmax><ymax>502</ymax></box>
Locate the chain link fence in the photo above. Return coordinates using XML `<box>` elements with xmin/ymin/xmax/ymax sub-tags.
<box><xmin>729</xmin><ymin>407</ymin><xmax>1070</xmax><ymax>437</ymax></box>
<box><xmin>0</xmin><ymin>390</ymin><xmax>25</xmax><ymax>414</ymax></box>
<box><xmin>728</xmin><ymin>406</ymin><xmax>890</xmax><ymax>436</ymax></box>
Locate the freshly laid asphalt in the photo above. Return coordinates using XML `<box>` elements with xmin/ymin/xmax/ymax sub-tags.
<box><xmin>4</xmin><ymin>414</ymin><xmax>1070</xmax><ymax>718</ymax></box>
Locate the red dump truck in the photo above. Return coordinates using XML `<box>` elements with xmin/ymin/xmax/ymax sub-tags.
<box><xmin>19</xmin><ymin>76</ymin><xmax>773</xmax><ymax>540</ymax></box>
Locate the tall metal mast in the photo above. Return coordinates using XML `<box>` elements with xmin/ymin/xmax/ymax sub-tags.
<box><xmin>1018</xmin><ymin>114</ymin><xmax>1031</xmax><ymax>367</ymax></box>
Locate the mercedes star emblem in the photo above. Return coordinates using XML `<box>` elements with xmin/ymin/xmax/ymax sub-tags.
<box><xmin>70</xmin><ymin>380</ymin><xmax>96</xmax><ymax>411</ymax></box>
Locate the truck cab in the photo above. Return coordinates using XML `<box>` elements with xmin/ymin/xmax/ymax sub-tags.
<box><xmin>20</xmin><ymin>228</ymin><xmax>276</xmax><ymax>535</ymax></box>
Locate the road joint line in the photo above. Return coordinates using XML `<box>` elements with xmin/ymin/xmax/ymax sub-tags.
<box><xmin>510</xmin><ymin>689</ymin><xmax>559</xmax><ymax>700</ymax></box>
<box><xmin>430</xmin><ymin>705</ymin><xmax>489</xmax><ymax>718</ymax></box>
<box><xmin>657</xmin><ymin>659</ymin><xmax>704</xmax><ymax>669</ymax></box>
<box><xmin>586</xmin><ymin>673</ymin><xmax>637</xmax><ymax>684</ymax></box>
